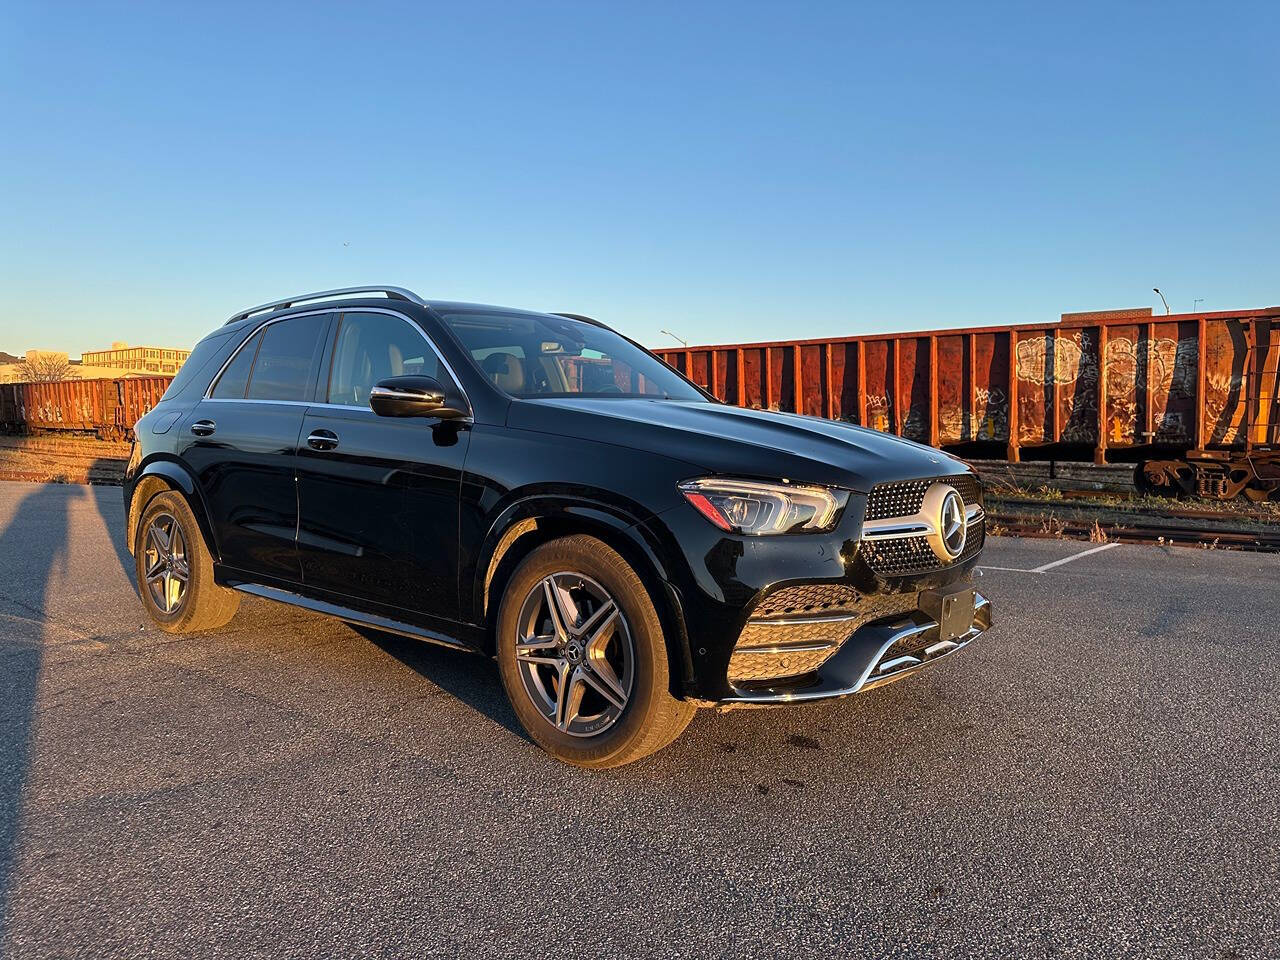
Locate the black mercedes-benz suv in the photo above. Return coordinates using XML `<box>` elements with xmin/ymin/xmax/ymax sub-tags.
<box><xmin>124</xmin><ymin>286</ymin><xmax>992</xmax><ymax>767</ymax></box>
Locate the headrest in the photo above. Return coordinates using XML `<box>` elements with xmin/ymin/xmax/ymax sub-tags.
<box><xmin>482</xmin><ymin>352</ymin><xmax>526</xmax><ymax>393</ymax></box>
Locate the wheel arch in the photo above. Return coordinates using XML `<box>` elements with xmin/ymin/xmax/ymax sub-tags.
<box><xmin>126</xmin><ymin>459</ymin><xmax>219</xmax><ymax>561</ymax></box>
<box><xmin>475</xmin><ymin>499</ymin><xmax>696</xmax><ymax>698</ymax></box>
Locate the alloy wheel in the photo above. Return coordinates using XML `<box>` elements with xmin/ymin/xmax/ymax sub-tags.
<box><xmin>143</xmin><ymin>512</ymin><xmax>189</xmax><ymax>615</ymax></box>
<box><xmin>513</xmin><ymin>572</ymin><xmax>635</xmax><ymax>738</ymax></box>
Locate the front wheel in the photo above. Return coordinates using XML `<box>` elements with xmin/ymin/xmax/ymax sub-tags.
<box><xmin>495</xmin><ymin>536</ymin><xmax>696</xmax><ymax>768</ymax></box>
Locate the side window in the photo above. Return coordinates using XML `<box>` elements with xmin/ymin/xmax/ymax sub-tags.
<box><xmin>210</xmin><ymin>330</ymin><xmax>261</xmax><ymax>399</ymax></box>
<box><xmin>326</xmin><ymin>312</ymin><xmax>441</xmax><ymax>405</ymax></box>
<box><xmin>247</xmin><ymin>316</ymin><xmax>327</xmax><ymax>402</ymax></box>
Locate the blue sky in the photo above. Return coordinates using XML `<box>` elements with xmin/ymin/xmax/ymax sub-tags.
<box><xmin>2</xmin><ymin>1</ymin><xmax>1277</xmax><ymax>356</ymax></box>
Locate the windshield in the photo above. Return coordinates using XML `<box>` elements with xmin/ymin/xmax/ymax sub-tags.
<box><xmin>438</xmin><ymin>309</ymin><xmax>707</xmax><ymax>401</ymax></box>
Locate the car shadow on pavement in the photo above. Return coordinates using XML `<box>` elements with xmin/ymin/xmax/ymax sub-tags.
<box><xmin>0</xmin><ymin>482</ymin><xmax>81</xmax><ymax>940</ymax></box>
<box><xmin>350</xmin><ymin>625</ymin><xmax>529</xmax><ymax>742</ymax></box>
<box><xmin>90</xmin><ymin>469</ymin><xmax>136</xmax><ymax>594</ymax></box>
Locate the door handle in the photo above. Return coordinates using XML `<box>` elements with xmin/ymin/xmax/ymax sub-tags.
<box><xmin>307</xmin><ymin>429</ymin><xmax>339</xmax><ymax>451</ymax></box>
<box><xmin>190</xmin><ymin>419</ymin><xmax>216</xmax><ymax>437</ymax></box>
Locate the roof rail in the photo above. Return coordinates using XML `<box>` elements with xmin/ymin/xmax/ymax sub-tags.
<box><xmin>224</xmin><ymin>286</ymin><xmax>428</xmax><ymax>325</ymax></box>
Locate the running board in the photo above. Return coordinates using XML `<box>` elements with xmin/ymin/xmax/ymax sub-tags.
<box><xmin>228</xmin><ymin>582</ymin><xmax>476</xmax><ymax>654</ymax></box>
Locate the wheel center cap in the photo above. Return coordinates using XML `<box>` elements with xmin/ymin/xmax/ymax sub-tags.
<box><xmin>565</xmin><ymin>641</ymin><xmax>584</xmax><ymax>665</ymax></box>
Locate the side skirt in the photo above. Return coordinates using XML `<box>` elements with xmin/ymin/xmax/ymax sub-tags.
<box><xmin>228</xmin><ymin>581</ymin><xmax>483</xmax><ymax>656</ymax></box>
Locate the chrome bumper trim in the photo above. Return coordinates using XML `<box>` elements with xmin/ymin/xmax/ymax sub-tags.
<box><xmin>730</xmin><ymin>640</ymin><xmax>837</xmax><ymax>657</ymax></box>
<box><xmin>721</xmin><ymin>592</ymin><xmax>991</xmax><ymax>705</ymax></box>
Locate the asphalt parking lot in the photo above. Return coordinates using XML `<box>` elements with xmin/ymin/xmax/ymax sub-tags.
<box><xmin>1</xmin><ymin>481</ymin><xmax>1277</xmax><ymax>959</ymax></box>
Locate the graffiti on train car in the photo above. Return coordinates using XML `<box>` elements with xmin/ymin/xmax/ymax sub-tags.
<box><xmin>1009</xmin><ymin>331</ymin><xmax>1202</xmax><ymax>447</ymax></box>
<box><xmin>1013</xmin><ymin>331</ymin><xmax>1096</xmax><ymax>446</ymax></box>
<box><xmin>653</xmin><ymin>307</ymin><xmax>1278</xmax><ymax>501</ymax></box>
<box><xmin>0</xmin><ymin>376</ymin><xmax>174</xmax><ymax>440</ymax></box>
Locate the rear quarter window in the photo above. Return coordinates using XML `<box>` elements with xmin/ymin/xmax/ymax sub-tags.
<box><xmin>159</xmin><ymin>332</ymin><xmax>233</xmax><ymax>401</ymax></box>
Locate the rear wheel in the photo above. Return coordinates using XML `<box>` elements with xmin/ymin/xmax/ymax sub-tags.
<box><xmin>134</xmin><ymin>491</ymin><xmax>240</xmax><ymax>633</ymax></box>
<box><xmin>496</xmin><ymin>536</ymin><xmax>696</xmax><ymax>768</ymax></box>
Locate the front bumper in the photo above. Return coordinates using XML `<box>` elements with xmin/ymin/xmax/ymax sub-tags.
<box><xmin>719</xmin><ymin>592</ymin><xmax>991</xmax><ymax>705</ymax></box>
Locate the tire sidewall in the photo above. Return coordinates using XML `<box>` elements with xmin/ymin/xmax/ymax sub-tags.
<box><xmin>134</xmin><ymin>491</ymin><xmax>205</xmax><ymax>633</ymax></box>
<box><xmin>496</xmin><ymin>537</ymin><xmax>669</xmax><ymax>767</ymax></box>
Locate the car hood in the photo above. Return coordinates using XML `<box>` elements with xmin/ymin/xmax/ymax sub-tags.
<box><xmin>508</xmin><ymin>398</ymin><xmax>970</xmax><ymax>493</ymax></box>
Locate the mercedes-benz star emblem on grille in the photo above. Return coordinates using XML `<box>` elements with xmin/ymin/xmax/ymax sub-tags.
<box><xmin>917</xmin><ymin>482</ymin><xmax>967</xmax><ymax>564</ymax></box>
<box><xmin>936</xmin><ymin>488</ymin><xmax>967</xmax><ymax>561</ymax></box>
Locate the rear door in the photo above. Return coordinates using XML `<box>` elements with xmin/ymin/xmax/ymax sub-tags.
<box><xmin>180</xmin><ymin>311</ymin><xmax>332</xmax><ymax>583</ymax></box>
<box><xmin>295</xmin><ymin>309</ymin><xmax>470</xmax><ymax>620</ymax></box>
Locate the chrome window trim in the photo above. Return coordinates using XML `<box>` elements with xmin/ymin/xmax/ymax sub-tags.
<box><xmin>201</xmin><ymin>398</ymin><xmax>382</xmax><ymax>412</ymax></box>
<box><xmin>203</xmin><ymin>306</ymin><xmax>471</xmax><ymax>415</ymax></box>
<box><xmin>204</xmin><ymin>307</ymin><xmax>332</xmax><ymax>401</ymax></box>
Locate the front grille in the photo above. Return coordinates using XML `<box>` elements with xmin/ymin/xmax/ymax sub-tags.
<box><xmin>862</xmin><ymin>519</ymin><xmax>986</xmax><ymax>577</ymax></box>
<box><xmin>862</xmin><ymin>473</ymin><xmax>984</xmax><ymax>578</ymax></box>
<box><xmin>865</xmin><ymin>474</ymin><xmax>982</xmax><ymax>521</ymax></box>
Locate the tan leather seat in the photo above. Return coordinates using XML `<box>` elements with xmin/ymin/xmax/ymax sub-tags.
<box><xmin>482</xmin><ymin>352</ymin><xmax>526</xmax><ymax>392</ymax></box>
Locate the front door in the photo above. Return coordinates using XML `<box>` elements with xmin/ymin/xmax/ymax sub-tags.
<box><xmin>295</xmin><ymin>310</ymin><xmax>470</xmax><ymax>619</ymax></box>
<box><xmin>180</xmin><ymin>311</ymin><xmax>331</xmax><ymax>583</ymax></box>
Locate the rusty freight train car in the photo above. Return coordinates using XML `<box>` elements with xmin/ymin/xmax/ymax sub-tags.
<box><xmin>654</xmin><ymin>307</ymin><xmax>1280</xmax><ymax>500</ymax></box>
<box><xmin>0</xmin><ymin>376</ymin><xmax>173</xmax><ymax>440</ymax></box>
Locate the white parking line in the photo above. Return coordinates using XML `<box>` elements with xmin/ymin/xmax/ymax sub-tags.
<box><xmin>1031</xmin><ymin>541</ymin><xmax>1120</xmax><ymax>572</ymax></box>
<box><xmin>979</xmin><ymin>541</ymin><xmax>1120</xmax><ymax>575</ymax></box>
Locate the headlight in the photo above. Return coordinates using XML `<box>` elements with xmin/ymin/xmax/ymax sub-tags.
<box><xmin>678</xmin><ymin>478</ymin><xmax>847</xmax><ymax>535</ymax></box>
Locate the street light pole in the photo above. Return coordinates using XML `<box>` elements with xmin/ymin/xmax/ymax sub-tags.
<box><xmin>661</xmin><ymin>330</ymin><xmax>688</xmax><ymax>347</ymax></box>
<box><xmin>1153</xmin><ymin>288</ymin><xmax>1170</xmax><ymax>315</ymax></box>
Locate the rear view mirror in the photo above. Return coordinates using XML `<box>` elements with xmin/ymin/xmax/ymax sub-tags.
<box><xmin>369</xmin><ymin>376</ymin><xmax>468</xmax><ymax>419</ymax></box>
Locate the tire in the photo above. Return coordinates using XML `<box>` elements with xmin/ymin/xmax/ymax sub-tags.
<box><xmin>134</xmin><ymin>490</ymin><xmax>240</xmax><ymax>633</ymax></box>
<box><xmin>495</xmin><ymin>535</ymin><xmax>696</xmax><ymax>768</ymax></box>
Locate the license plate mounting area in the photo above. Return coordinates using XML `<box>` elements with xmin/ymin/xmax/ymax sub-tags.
<box><xmin>918</xmin><ymin>586</ymin><xmax>977</xmax><ymax>643</ymax></box>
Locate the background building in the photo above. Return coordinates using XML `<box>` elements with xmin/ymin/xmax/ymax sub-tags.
<box><xmin>80</xmin><ymin>342</ymin><xmax>191</xmax><ymax>375</ymax></box>
<box><xmin>0</xmin><ymin>348</ymin><xmax>132</xmax><ymax>383</ymax></box>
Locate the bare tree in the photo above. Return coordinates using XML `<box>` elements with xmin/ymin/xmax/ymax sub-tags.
<box><xmin>18</xmin><ymin>354</ymin><xmax>80</xmax><ymax>382</ymax></box>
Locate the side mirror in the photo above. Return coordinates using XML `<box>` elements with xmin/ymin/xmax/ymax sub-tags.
<box><xmin>369</xmin><ymin>376</ymin><xmax>468</xmax><ymax>419</ymax></box>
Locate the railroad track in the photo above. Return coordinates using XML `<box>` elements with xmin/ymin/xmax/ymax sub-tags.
<box><xmin>987</xmin><ymin>493</ymin><xmax>1279</xmax><ymax>522</ymax></box>
<box><xmin>989</xmin><ymin>517</ymin><xmax>1280</xmax><ymax>551</ymax></box>
<box><xmin>986</xmin><ymin>495</ymin><xmax>1280</xmax><ymax>552</ymax></box>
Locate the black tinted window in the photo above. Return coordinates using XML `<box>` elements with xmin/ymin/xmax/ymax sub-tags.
<box><xmin>247</xmin><ymin>316</ymin><xmax>326</xmax><ymax>402</ymax></box>
<box><xmin>439</xmin><ymin>310</ymin><xmax>704</xmax><ymax>401</ymax></box>
<box><xmin>210</xmin><ymin>330</ymin><xmax>261</xmax><ymax>399</ymax></box>
<box><xmin>327</xmin><ymin>312</ymin><xmax>441</xmax><ymax>405</ymax></box>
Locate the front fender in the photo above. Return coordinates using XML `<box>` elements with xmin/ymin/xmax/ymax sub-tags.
<box><xmin>468</xmin><ymin>493</ymin><xmax>697</xmax><ymax>693</ymax></box>
<box><xmin>471</xmin><ymin>494</ymin><xmax>673</xmax><ymax>616</ymax></box>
